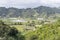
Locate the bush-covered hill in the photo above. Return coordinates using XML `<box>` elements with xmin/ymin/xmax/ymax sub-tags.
<box><xmin>0</xmin><ymin>6</ymin><xmax>60</xmax><ymax>19</ymax></box>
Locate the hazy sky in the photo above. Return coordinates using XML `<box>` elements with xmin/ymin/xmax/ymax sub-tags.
<box><xmin>0</xmin><ymin>0</ymin><xmax>60</xmax><ymax>8</ymax></box>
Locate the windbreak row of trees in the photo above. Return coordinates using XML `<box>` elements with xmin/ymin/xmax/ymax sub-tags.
<box><xmin>0</xmin><ymin>20</ymin><xmax>60</xmax><ymax>40</ymax></box>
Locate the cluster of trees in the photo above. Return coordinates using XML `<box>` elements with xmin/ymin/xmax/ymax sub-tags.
<box><xmin>11</xmin><ymin>22</ymin><xmax>23</xmax><ymax>25</ymax></box>
<box><xmin>25</xmin><ymin>20</ymin><xmax>60</xmax><ymax>40</ymax></box>
<box><xmin>0</xmin><ymin>20</ymin><xmax>25</xmax><ymax>40</ymax></box>
<box><xmin>0</xmin><ymin>20</ymin><xmax>60</xmax><ymax>40</ymax></box>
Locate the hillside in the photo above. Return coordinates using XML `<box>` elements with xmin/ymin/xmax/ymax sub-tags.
<box><xmin>0</xmin><ymin>6</ymin><xmax>60</xmax><ymax>19</ymax></box>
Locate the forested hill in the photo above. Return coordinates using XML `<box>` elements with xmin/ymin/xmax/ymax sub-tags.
<box><xmin>0</xmin><ymin>6</ymin><xmax>60</xmax><ymax>18</ymax></box>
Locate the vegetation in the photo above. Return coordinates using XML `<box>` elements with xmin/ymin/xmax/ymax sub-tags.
<box><xmin>0</xmin><ymin>20</ymin><xmax>25</xmax><ymax>40</ymax></box>
<box><xmin>0</xmin><ymin>5</ymin><xmax>60</xmax><ymax>40</ymax></box>
<box><xmin>0</xmin><ymin>19</ymin><xmax>60</xmax><ymax>40</ymax></box>
<box><xmin>0</xmin><ymin>6</ymin><xmax>60</xmax><ymax>19</ymax></box>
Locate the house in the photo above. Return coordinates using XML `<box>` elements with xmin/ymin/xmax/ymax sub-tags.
<box><xmin>9</xmin><ymin>18</ymin><xmax>27</xmax><ymax>22</ymax></box>
<box><xmin>37</xmin><ymin>18</ymin><xmax>44</xmax><ymax>20</ymax></box>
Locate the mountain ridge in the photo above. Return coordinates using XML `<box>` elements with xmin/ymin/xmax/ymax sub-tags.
<box><xmin>0</xmin><ymin>6</ymin><xmax>60</xmax><ymax>19</ymax></box>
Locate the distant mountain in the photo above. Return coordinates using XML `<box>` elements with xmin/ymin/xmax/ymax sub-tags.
<box><xmin>0</xmin><ymin>6</ymin><xmax>60</xmax><ymax>19</ymax></box>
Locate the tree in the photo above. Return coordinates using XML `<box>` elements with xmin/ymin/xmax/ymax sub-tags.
<box><xmin>0</xmin><ymin>20</ymin><xmax>25</xmax><ymax>40</ymax></box>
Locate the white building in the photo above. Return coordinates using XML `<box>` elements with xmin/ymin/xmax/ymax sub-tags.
<box><xmin>12</xmin><ymin>19</ymin><xmax>27</xmax><ymax>22</ymax></box>
<box><xmin>37</xmin><ymin>18</ymin><xmax>44</xmax><ymax>21</ymax></box>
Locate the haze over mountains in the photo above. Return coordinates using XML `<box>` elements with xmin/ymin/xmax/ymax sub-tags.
<box><xmin>0</xmin><ymin>6</ymin><xmax>60</xmax><ymax>19</ymax></box>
